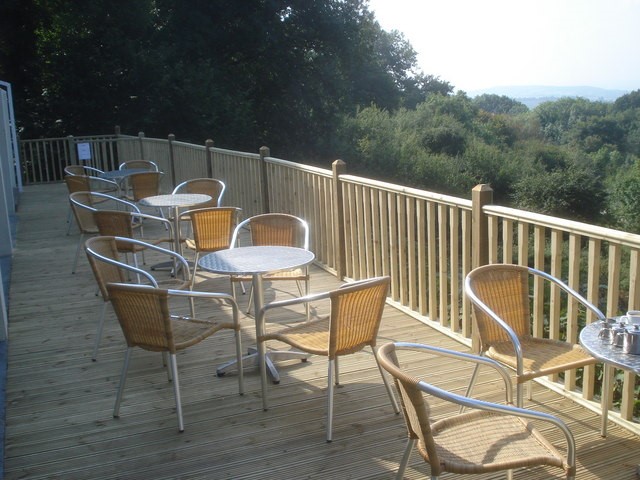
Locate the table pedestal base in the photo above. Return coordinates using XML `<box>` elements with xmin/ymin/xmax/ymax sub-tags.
<box><xmin>216</xmin><ymin>346</ymin><xmax>311</xmax><ymax>384</ymax></box>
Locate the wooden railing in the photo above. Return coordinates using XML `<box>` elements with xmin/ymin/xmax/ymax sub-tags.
<box><xmin>19</xmin><ymin>130</ymin><xmax>640</xmax><ymax>431</ymax></box>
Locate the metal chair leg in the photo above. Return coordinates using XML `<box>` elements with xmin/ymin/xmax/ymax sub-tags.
<box><xmin>327</xmin><ymin>358</ymin><xmax>335</xmax><ymax>443</ymax></box>
<box><xmin>169</xmin><ymin>354</ymin><xmax>184</xmax><ymax>432</ymax></box>
<box><xmin>113</xmin><ymin>348</ymin><xmax>132</xmax><ymax>418</ymax></box>
<box><xmin>460</xmin><ymin>362</ymin><xmax>481</xmax><ymax>413</ymax></box>
<box><xmin>374</xmin><ymin>347</ymin><xmax>400</xmax><ymax>414</ymax></box>
<box><xmin>396</xmin><ymin>438</ymin><xmax>415</xmax><ymax>480</ymax></box>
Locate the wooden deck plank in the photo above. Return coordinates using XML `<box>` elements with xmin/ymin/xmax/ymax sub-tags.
<box><xmin>5</xmin><ymin>183</ymin><xmax>640</xmax><ymax>479</ymax></box>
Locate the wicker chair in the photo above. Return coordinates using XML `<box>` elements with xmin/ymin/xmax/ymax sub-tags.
<box><xmin>122</xmin><ymin>171</ymin><xmax>165</xmax><ymax>218</ymax></box>
<box><xmin>70</xmin><ymin>191</ymin><xmax>172</xmax><ymax>268</ymax></box>
<box><xmin>464</xmin><ymin>264</ymin><xmax>606</xmax><ymax>415</ymax></box>
<box><xmin>64</xmin><ymin>164</ymin><xmax>105</xmax><ymax>177</ymax></box>
<box><xmin>172</xmin><ymin>178</ymin><xmax>225</xmax><ymax>207</ymax></box>
<box><xmin>93</xmin><ymin>209</ymin><xmax>173</xmax><ymax>268</ymax></box>
<box><xmin>170</xmin><ymin>178</ymin><xmax>226</xmax><ymax>236</ymax></box>
<box><xmin>230</xmin><ymin>213</ymin><xmax>310</xmax><ymax>317</ymax></box>
<box><xmin>69</xmin><ymin>191</ymin><xmax>142</xmax><ymax>273</ymax></box>
<box><xmin>179</xmin><ymin>207</ymin><xmax>241</xmax><ymax>288</ymax></box>
<box><xmin>106</xmin><ymin>282</ymin><xmax>244</xmax><ymax>432</ymax></box>
<box><xmin>118</xmin><ymin>159</ymin><xmax>159</xmax><ymax>171</ymax></box>
<box><xmin>64</xmin><ymin>174</ymin><xmax>119</xmax><ymax>233</ymax></box>
<box><xmin>377</xmin><ymin>342</ymin><xmax>576</xmax><ymax>479</ymax></box>
<box><xmin>84</xmin><ymin>236</ymin><xmax>191</xmax><ymax>361</ymax></box>
<box><xmin>258</xmin><ymin>276</ymin><xmax>400</xmax><ymax>442</ymax></box>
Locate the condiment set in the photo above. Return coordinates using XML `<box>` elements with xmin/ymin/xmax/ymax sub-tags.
<box><xmin>599</xmin><ymin>318</ymin><xmax>640</xmax><ymax>354</ymax></box>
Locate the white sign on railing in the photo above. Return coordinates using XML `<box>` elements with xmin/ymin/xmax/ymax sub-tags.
<box><xmin>77</xmin><ymin>142</ymin><xmax>91</xmax><ymax>161</ymax></box>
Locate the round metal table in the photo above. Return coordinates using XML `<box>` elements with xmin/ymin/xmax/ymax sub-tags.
<box><xmin>580</xmin><ymin>320</ymin><xmax>640</xmax><ymax>437</ymax></box>
<box><xmin>199</xmin><ymin>245</ymin><xmax>316</xmax><ymax>382</ymax></box>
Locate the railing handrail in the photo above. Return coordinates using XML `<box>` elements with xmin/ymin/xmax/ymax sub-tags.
<box><xmin>485</xmin><ymin>204</ymin><xmax>640</xmax><ymax>248</ymax></box>
<box><xmin>341</xmin><ymin>173</ymin><xmax>473</xmax><ymax>208</ymax></box>
<box><xmin>17</xmin><ymin>130</ymin><xmax>640</xmax><ymax>432</ymax></box>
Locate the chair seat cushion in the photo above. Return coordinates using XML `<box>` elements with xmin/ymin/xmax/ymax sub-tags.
<box><xmin>261</xmin><ymin>317</ymin><xmax>330</xmax><ymax>355</ymax></box>
<box><xmin>170</xmin><ymin>316</ymin><xmax>236</xmax><ymax>351</ymax></box>
<box><xmin>421</xmin><ymin>410</ymin><xmax>567</xmax><ymax>475</ymax></box>
<box><xmin>487</xmin><ymin>336</ymin><xmax>597</xmax><ymax>381</ymax></box>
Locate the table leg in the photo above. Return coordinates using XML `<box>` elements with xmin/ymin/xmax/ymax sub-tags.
<box><xmin>601</xmin><ymin>363</ymin><xmax>612</xmax><ymax>437</ymax></box>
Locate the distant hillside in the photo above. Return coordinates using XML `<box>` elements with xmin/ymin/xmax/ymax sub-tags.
<box><xmin>467</xmin><ymin>85</ymin><xmax>630</xmax><ymax>109</ymax></box>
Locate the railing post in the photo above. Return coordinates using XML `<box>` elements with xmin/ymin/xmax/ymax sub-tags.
<box><xmin>205</xmin><ymin>139</ymin><xmax>214</xmax><ymax>179</ymax></box>
<box><xmin>168</xmin><ymin>134</ymin><xmax>176</xmax><ymax>187</ymax></box>
<box><xmin>259</xmin><ymin>146</ymin><xmax>270</xmax><ymax>214</ymax></box>
<box><xmin>472</xmin><ymin>183</ymin><xmax>493</xmax><ymax>269</ymax></box>
<box><xmin>332</xmin><ymin>159</ymin><xmax>347</xmax><ymax>280</ymax></box>
<box><xmin>138</xmin><ymin>131</ymin><xmax>145</xmax><ymax>159</ymax></box>
<box><xmin>67</xmin><ymin>135</ymin><xmax>77</xmax><ymax>167</ymax></box>
<box><xmin>114</xmin><ymin>126</ymin><xmax>121</xmax><ymax>167</ymax></box>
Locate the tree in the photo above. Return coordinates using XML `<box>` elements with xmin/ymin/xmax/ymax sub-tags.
<box><xmin>473</xmin><ymin>94</ymin><xmax>528</xmax><ymax>115</ymax></box>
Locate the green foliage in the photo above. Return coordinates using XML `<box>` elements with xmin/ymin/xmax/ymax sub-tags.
<box><xmin>512</xmin><ymin>163</ymin><xmax>605</xmax><ymax>222</ymax></box>
<box><xmin>4</xmin><ymin>1</ymin><xmax>640</xmax><ymax>230</ymax></box>
<box><xmin>2</xmin><ymin>0</ymin><xmax>438</xmax><ymax>159</ymax></box>
<box><xmin>606</xmin><ymin>162</ymin><xmax>640</xmax><ymax>233</ymax></box>
<box><xmin>473</xmin><ymin>94</ymin><xmax>528</xmax><ymax>115</ymax></box>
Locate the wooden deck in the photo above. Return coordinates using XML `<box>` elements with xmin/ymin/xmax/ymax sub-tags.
<box><xmin>5</xmin><ymin>183</ymin><xmax>640</xmax><ymax>479</ymax></box>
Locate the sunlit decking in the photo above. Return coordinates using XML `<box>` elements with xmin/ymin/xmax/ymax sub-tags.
<box><xmin>4</xmin><ymin>183</ymin><xmax>640</xmax><ymax>479</ymax></box>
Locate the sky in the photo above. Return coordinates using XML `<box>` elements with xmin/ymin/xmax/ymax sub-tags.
<box><xmin>368</xmin><ymin>0</ymin><xmax>640</xmax><ymax>93</ymax></box>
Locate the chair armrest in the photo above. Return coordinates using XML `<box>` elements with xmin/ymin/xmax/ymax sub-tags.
<box><xmin>83</xmin><ymin>166</ymin><xmax>105</xmax><ymax>176</ymax></box>
<box><xmin>112</xmin><ymin>236</ymin><xmax>188</xmax><ymax>274</ymax></box>
<box><xmin>261</xmin><ymin>290</ymin><xmax>331</xmax><ymax>313</ymax></box>
<box><xmin>131</xmin><ymin>212</ymin><xmax>175</xmax><ymax>235</ymax></box>
<box><xmin>530</xmin><ymin>267</ymin><xmax>607</xmax><ymax>322</ymax></box>
<box><xmin>88</xmin><ymin>175</ymin><xmax>119</xmax><ymax>189</ymax></box>
<box><xmin>86</xmin><ymin>245</ymin><xmax>159</xmax><ymax>286</ymax></box>
<box><xmin>167</xmin><ymin>289</ymin><xmax>240</xmax><ymax>327</ymax></box>
<box><xmin>391</xmin><ymin>342</ymin><xmax>514</xmax><ymax>404</ymax></box>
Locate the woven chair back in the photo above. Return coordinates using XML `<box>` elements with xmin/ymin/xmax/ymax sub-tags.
<box><xmin>64</xmin><ymin>165</ymin><xmax>87</xmax><ymax>176</ymax></box>
<box><xmin>93</xmin><ymin>210</ymin><xmax>137</xmax><ymax>252</ymax></box>
<box><xmin>107</xmin><ymin>283</ymin><xmax>175</xmax><ymax>352</ymax></box>
<box><xmin>120</xmin><ymin>160</ymin><xmax>158</xmax><ymax>171</ymax></box>
<box><xmin>65</xmin><ymin>174</ymin><xmax>91</xmax><ymax>194</ymax></box>
<box><xmin>129</xmin><ymin>171</ymin><xmax>163</xmax><ymax>201</ymax></box>
<box><xmin>189</xmin><ymin>207</ymin><xmax>239</xmax><ymax>252</ymax></box>
<box><xmin>175</xmin><ymin>178</ymin><xmax>225</xmax><ymax>208</ymax></box>
<box><xmin>467</xmin><ymin>264</ymin><xmax>531</xmax><ymax>348</ymax></box>
<box><xmin>247</xmin><ymin>213</ymin><xmax>307</xmax><ymax>248</ymax></box>
<box><xmin>328</xmin><ymin>276</ymin><xmax>390</xmax><ymax>357</ymax></box>
<box><xmin>69</xmin><ymin>192</ymin><xmax>98</xmax><ymax>233</ymax></box>
<box><xmin>377</xmin><ymin>343</ymin><xmax>437</xmax><ymax>467</ymax></box>
<box><xmin>85</xmin><ymin>236</ymin><xmax>128</xmax><ymax>301</ymax></box>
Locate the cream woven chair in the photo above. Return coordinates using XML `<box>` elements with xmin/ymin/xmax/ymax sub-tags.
<box><xmin>118</xmin><ymin>159</ymin><xmax>159</xmax><ymax>171</ymax></box>
<box><xmin>179</xmin><ymin>207</ymin><xmax>241</xmax><ymax>288</ymax></box>
<box><xmin>68</xmin><ymin>191</ymin><xmax>137</xmax><ymax>273</ymax></box>
<box><xmin>170</xmin><ymin>178</ymin><xmax>226</xmax><ymax>236</ymax></box>
<box><xmin>172</xmin><ymin>178</ymin><xmax>225</xmax><ymax>207</ymax></box>
<box><xmin>84</xmin><ymin>236</ymin><xmax>191</xmax><ymax>361</ymax></box>
<box><xmin>93</xmin><ymin>209</ymin><xmax>173</xmax><ymax>268</ymax></box>
<box><xmin>464</xmin><ymin>264</ymin><xmax>606</xmax><ymax>415</ymax></box>
<box><xmin>64</xmin><ymin>164</ymin><xmax>105</xmax><ymax>176</ymax></box>
<box><xmin>377</xmin><ymin>342</ymin><xmax>576</xmax><ymax>480</ymax></box>
<box><xmin>258</xmin><ymin>276</ymin><xmax>400</xmax><ymax>442</ymax></box>
<box><xmin>230</xmin><ymin>213</ymin><xmax>310</xmax><ymax>317</ymax></box>
<box><xmin>124</xmin><ymin>171</ymin><xmax>166</xmax><ymax>219</ymax></box>
<box><xmin>107</xmin><ymin>282</ymin><xmax>244</xmax><ymax>432</ymax></box>
<box><xmin>71</xmin><ymin>191</ymin><xmax>172</xmax><ymax>269</ymax></box>
<box><xmin>64</xmin><ymin>174</ymin><xmax>120</xmax><ymax>233</ymax></box>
